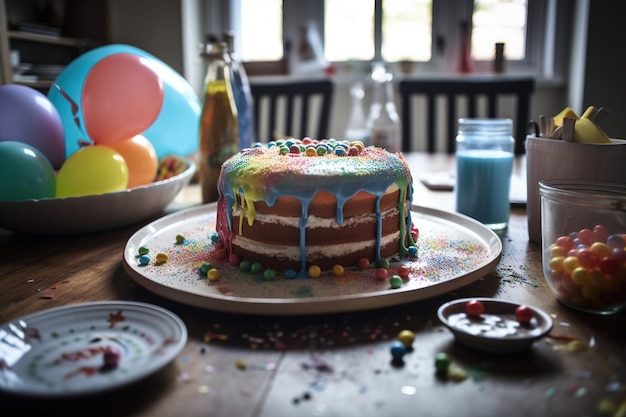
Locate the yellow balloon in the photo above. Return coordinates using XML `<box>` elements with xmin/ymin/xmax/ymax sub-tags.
<box><xmin>56</xmin><ymin>145</ymin><xmax>129</xmax><ymax>198</ymax></box>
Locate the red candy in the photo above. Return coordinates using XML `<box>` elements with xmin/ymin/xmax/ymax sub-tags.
<box><xmin>465</xmin><ymin>300</ymin><xmax>484</xmax><ymax>318</ymax></box>
<box><xmin>576</xmin><ymin>228</ymin><xmax>594</xmax><ymax>246</ymax></box>
<box><xmin>397</xmin><ymin>265</ymin><xmax>410</xmax><ymax>279</ymax></box>
<box><xmin>593</xmin><ymin>224</ymin><xmax>609</xmax><ymax>243</ymax></box>
<box><xmin>358</xmin><ymin>258</ymin><xmax>370</xmax><ymax>270</ymax></box>
<box><xmin>556</xmin><ymin>236</ymin><xmax>575</xmax><ymax>252</ymax></box>
<box><xmin>228</xmin><ymin>253</ymin><xmax>241</xmax><ymax>266</ymax></box>
<box><xmin>514</xmin><ymin>305</ymin><xmax>534</xmax><ymax>324</ymax></box>
<box><xmin>576</xmin><ymin>248</ymin><xmax>600</xmax><ymax>269</ymax></box>
<box><xmin>375</xmin><ymin>268</ymin><xmax>388</xmax><ymax>280</ymax></box>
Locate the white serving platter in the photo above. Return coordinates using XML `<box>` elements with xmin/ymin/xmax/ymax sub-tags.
<box><xmin>123</xmin><ymin>204</ymin><xmax>502</xmax><ymax>315</ymax></box>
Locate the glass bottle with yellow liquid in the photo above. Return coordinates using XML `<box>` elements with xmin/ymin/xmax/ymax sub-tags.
<box><xmin>199</xmin><ymin>41</ymin><xmax>239</xmax><ymax>203</ymax></box>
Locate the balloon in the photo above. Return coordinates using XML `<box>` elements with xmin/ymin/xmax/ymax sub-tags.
<box><xmin>48</xmin><ymin>44</ymin><xmax>200</xmax><ymax>159</ymax></box>
<box><xmin>56</xmin><ymin>145</ymin><xmax>128</xmax><ymax>198</ymax></box>
<box><xmin>0</xmin><ymin>141</ymin><xmax>56</xmax><ymax>201</ymax></box>
<box><xmin>107</xmin><ymin>135</ymin><xmax>158</xmax><ymax>188</ymax></box>
<box><xmin>0</xmin><ymin>85</ymin><xmax>65</xmax><ymax>169</ymax></box>
<box><xmin>81</xmin><ymin>53</ymin><xmax>164</xmax><ymax>145</ymax></box>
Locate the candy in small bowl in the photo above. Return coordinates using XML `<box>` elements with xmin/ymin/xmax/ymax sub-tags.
<box><xmin>539</xmin><ymin>179</ymin><xmax>626</xmax><ymax>315</ymax></box>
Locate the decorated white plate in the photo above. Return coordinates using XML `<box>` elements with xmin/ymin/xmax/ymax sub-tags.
<box><xmin>437</xmin><ymin>297</ymin><xmax>553</xmax><ymax>353</ymax></box>
<box><xmin>0</xmin><ymin>157</ymin><xmax>195</xmax><ymax>235</ymax></box>
<box><xmin>123</xmin><ymin>204</ymin><xmax>502</xmax><ymax>315</ymax></box>
<box><xmin>0</xmin><ymin>301</ymin><xmax>187</xmax><ymax>397</ymax></box>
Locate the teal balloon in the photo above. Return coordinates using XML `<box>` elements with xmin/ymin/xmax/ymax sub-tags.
<box><xmin>48</xmin><ymin>44</ymin><xmax>200</xmax><ymax>159</ymax></box>
<box><xmin>0</xmin><ymin>141</ymin><xmax>56</xmax><ymax>201</ymax></box>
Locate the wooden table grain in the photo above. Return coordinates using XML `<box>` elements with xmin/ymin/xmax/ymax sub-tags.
<box><xmin>1</xmin><ymin>153</ymin><xmax>625</xmax><ymax>417</ymax></box>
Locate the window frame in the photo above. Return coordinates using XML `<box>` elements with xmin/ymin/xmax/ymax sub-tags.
<box><xmin>212</xmin><ymin>0</ymin><xmax>561</xmax><ymax>81</ymax></box>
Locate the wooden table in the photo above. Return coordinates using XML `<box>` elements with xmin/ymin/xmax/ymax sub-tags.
<box><xmin>1</xmin><ymin>153</ymin><xmax>625</xmax><ymax>417</ymax></box>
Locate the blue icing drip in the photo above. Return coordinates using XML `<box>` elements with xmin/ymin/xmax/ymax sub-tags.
<box><xmin>375</xmin><ymin>195</ymin><xmax>382</xmax><ymax>261</ymax></box>
<box><xmin>299</xmin><ymin>197</ymin><xmax>310</xmax><ymax>276</ymax></box>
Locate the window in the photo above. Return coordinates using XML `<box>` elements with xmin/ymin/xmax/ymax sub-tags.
<box><xmin>223</xmin><ymin>0</ymin><xmax>554</xmax><ymax>78</ymax></box>
<box><xmin>472</xmin><ymin>0</ymin><xmax>527</xmax><ymax>60</ymax></box>
<box><xmin>238</xmin><ymin>0</ymin><xmax>283</xmax><ymax>61</ymax></box>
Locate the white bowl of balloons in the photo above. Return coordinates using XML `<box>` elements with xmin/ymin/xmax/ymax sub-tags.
<box><xmin>0</xmin><ymin>140</ymin><xmax>195</xmax><ymax>235</ymax></box>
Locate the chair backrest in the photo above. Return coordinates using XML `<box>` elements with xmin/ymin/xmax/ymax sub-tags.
<box><xmin>249</xmin><ymin>78</ymin><xmax>334</xmax><ymax>141</ymax></box>
<box><xmin>398</xmin><ymin>77</ymin><xmax>535</xmax><ymax>154</ymax></box>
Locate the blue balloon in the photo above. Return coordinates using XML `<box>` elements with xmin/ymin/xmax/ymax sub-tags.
<box><xmin>48</xmin><ymin>44</ymin><xmax>200</xmax><ymax>159</ymax></box>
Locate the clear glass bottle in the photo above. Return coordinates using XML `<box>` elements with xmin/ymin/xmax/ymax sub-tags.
<box><xmin>366</xmin><ymin>63</ymin><xmax>401</xmax><ymax>152</ymax></box>
<box><xmin>199</xmin><ymin>41</ymin><xmax>239</xmax><ymax>203</ymax></box>
<box><xmin>223</xmin><ymin>32</ymin><xmax>255</xmax><ymax>150</ymax></box>
<box><xmin>455</xmin><ymin>118</ymin><xmax>514</xmax><ymax>230</ymax></box>
<box><xmin>344</xmin><ymin>81</ymin><xmax>369</xmax><ymax>144</ymax></box>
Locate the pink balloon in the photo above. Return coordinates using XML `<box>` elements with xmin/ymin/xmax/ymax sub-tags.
<box><xmin>81</xmin><ymin>53</ymin><xmax>164</xmax><ymax>145</ymax></box>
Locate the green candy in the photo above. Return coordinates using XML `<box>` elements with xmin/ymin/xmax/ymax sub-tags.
<box><xmin>434</xmin><ymin>352</ymin><xmax>451</xmax><ymax>374</ymax></box>
<box><xmin>389</xmin><ymin>275</ymin><xmax>403</xmax><ymax>289</ymax></box>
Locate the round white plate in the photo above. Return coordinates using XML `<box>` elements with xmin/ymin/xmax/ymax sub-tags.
<box><xmin>437</xmin><ymin>297</ymin><xmax>553</xmax><ymax>353</ymax></box>
<box><xmin>123</xmin><ymin>204</ymin><xmax>502</xmax><ymax>315</ymax></box>
<box><xmin>0</xmin><ymin>157</ymin><xmax>195</xmax><ymax>235</ymax></box>
<box><xmin>0</xmin><ymin>301</ymin><xmax>187</xmax><ymax>398</ymax></box>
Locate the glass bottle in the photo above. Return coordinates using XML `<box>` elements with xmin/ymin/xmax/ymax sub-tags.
<box><xmin>365</xmin><ymin>63</ymin><xmax>401</xmax><ymax>152</ymax></box>
<box><xmin>457</xmin><ymin>20</ymin><xmax>473</xmax><ymax>73</ymax></box>
<box><xmin>223</xmin><ymin>32</ymin><xmax>255</xmax><ymax>150</ymax></box>
<box><xmin>344</xmin><ymin>81</ymin><xmax>369</xmax><ymax>144</ymax></box>
<box><xmin>199</xmin><ymin>41</ymin><xmax>239</xmax><ymax>203</ymax></box>
<box><xmin>455</xmin><ymin>118</ymin><xmax>514</xmax><ymax>230</ymax></box>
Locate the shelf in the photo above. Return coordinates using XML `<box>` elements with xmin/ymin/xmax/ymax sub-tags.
<box><xmin>1</xmin><ymin>0</ymin><xmax>110</xmax><ymax>86</ymax></box>
<box><xmin>11</xmin><ymin>78</ymin><xmax>52</xmax><ymax>89</ymax></box>
<box><xmin>8</xmin><ymin>30</ymin><xmax>103</xmax><ymax>48</ymax></box>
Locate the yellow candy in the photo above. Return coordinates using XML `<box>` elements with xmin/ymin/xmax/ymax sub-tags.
<box><xmin>332</xmin><ymin>264</ymin><xmax>344</xmax><ymax>276</ymax></box>
<box><xmin>309</xmin><ymin>265</ymin><xmax>321</xmax><ymax>278</ymax></box>
<box><xmin>397</xmin><ymin>330</ymin><xmax>415</xmax><ymax>347</ymax></box>
<box><xmin>207</xmin><ymin>268</ymin><xmax>220</xmax><ymax>281</ymax></box>
<box><xmin>571</xmin><ymin>267</ymin><xmax>591</xmax><ymax>285</ymax></box>
<box><xmin>590</xmin><ymin>242</ymin><xmax>610</xmax><ymax>257</ymax></box>
<box><xmin>562</xmin><ymin>256</ymin><xmax>580</xmax><ymax>273</ymax></box>
<box><xmin>155</xmin><ymin>252</ymin><xmax>169</xmax><ymax>264</ymax></box>
<box><xmin>549</xmin><ymin>256</ymin><xmax>565</xmax><ymax>272</ymax></box>
<box><xmin>581</xmin><ymin>283</ymin><xmax>601</xmax><ymax>301</ymax></box>
<box><xmin>549</xmin><ymin>244</ymin><xmax>566</xmax><ymax>258</ymax></box>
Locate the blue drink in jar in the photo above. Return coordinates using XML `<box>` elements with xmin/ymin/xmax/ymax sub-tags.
<box><xmin>455</xmin><ymin>119</ymin><xmax>514</xmax><ymax>230</ymax></box>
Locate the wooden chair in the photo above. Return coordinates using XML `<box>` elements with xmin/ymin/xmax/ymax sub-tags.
<box><xmin>249</xmin><ymin>78</ymin><xmax>333</xmax><ymax>141</ymax></box>
<box><xmin>398</xmin><ymin>77</ymin><xmax>535</xmax><ymax>154</ymax></box>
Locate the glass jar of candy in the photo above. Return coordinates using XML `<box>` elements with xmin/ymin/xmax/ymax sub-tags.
<box><xmin>539</xmin><ymin>179</ymin><xmax>626</xmax><ymax>315</ymax></box>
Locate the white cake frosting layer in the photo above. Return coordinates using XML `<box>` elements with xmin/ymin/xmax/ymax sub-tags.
<box><xmin>232</xmin><ymin>207</ymin><xmax>399</xmax><ymax>229</ymax></box>
<box><xmin>232</xmin><ymin>231</ymin><xmax>401</xmax><ymax>261</ymax></box>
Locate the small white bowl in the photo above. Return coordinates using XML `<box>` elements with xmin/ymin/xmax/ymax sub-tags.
<box><xmin>0</xmin><ymin>157</ymin><xmax>195</xmax><ymax>235</ymax></box>
<box><xmin>437</xmin><ymin>297</ymin><xmax>553</xmax><ymax>353</ymax></box>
